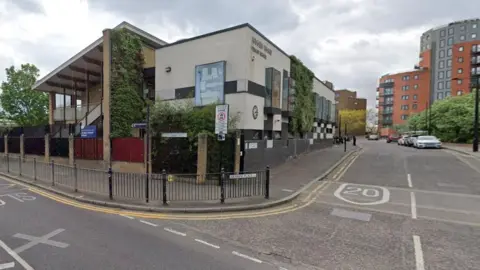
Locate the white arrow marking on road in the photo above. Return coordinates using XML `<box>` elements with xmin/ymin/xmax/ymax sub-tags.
<box><xmin>0</xmin><ymin>262</ymin><xmax>15</xmax><ymax>270</ymax></box>
<box><xmin>0</xmin><ymin>240</ymin><xmax>34</xmax><ymax>270</ymax></box>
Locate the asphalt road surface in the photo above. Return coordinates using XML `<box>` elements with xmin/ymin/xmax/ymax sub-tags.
<box><xmin>165</xmin><ymin>140</ymin><xmax>480</xmax><ymax>269</ymax></box>
<box><xmin>0</xmin><ymin>178</ymin><xmax>281</xmax><ymax>270</ymax></box>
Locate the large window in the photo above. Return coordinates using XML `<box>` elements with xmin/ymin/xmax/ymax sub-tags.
<box><xmin>282</xmin><ymin>71</ymin><xmax>289</xmax><ymax>111</ymax></box>
<box><xmin>265</xmin><ymin>68</ymin><xmax>281</xmax><ymax>107</ymax></box>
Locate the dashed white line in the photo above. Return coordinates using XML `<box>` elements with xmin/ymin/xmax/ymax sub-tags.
<box><xmin>0</xmin><ymin>262</ymin><xmax>15</xmax><ymax>270</ymax></box>
<box><xmin>194</xmin><ymin>239</ymin><xmax>220</xmax><ymax>249</ymax></box>
<box><xmin>0</xmin><ymin>240</ymin><xmax>34</xmax><ymax>270</ymax></box>
<box><xmin>232</xmin><ymin>251</ymin><xmax>263</xmax><ymax>263</ymax></box>
<box><xmin>120</xmin><ymin>214</ymin><xmax>135</xmax><ymax>220</ymax></box>
<box><xmin>413</xmin><ymin>235</ymin><xmax>425</xmax><ymax>270</ymax></box>
<box><xmin>410</xmin><ymin>192</ymin><xmax>417</xmax><ymax>219</ymax></box>
<box><xmin>281</xmin><ymin>189</ymin><xmax>294</xmax><ymax>193</ymax></box>
<box><xmin>407</xmin><ymin>174</ymin><xmax>413</xmax><ymax>188</ymax></box>
<box><xmin>139</xmin><ymin>220</ymin><xmax>158</xmax><ymax>227</ymax></box>
<box><xmin>164</xmin><ymin>227</ymin><xmax>186</xmax><ymax>236</ymax></box>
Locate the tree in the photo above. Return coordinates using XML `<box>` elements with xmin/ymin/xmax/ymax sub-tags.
<box><xmin>365</xmin><ymin>108</ymin><xmax>378</xmax><ymax>133</ymax></box>
<box><xmin>0</xmin><ymin>64</ymin><xmax>48</xmax><ymax>126</ymax></box>
<box><xmin>339</xmin><ymin>109</ymin><xmax>366</xmax><ymax>135</ymax></box>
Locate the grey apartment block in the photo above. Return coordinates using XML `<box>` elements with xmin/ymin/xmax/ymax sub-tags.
<box><xmin>420</xmin><ymin>18</ymin><xmax>480</xmax><ymax>103</ymax></box>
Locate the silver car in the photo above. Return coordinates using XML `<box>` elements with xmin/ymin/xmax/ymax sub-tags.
<box><xmin>414</xmin><ymin>136</ymin><xmax>442</xmax><ymax>149</ymax></box>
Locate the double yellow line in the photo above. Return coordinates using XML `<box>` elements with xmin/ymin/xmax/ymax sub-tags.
<box><xmin>1</xmin><ymin>149</ymin><xmax>362</xmax><ymax>220</ymax></box>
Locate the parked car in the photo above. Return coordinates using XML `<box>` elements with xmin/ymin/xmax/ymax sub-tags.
<box><xmin>414</xmin><ymin>135</ymin><xmax>442</xmax><ymax>149</ymax></box>
<box><xmin>398</xmin><ymin>135</ymin><xmax>410</xmax><ymax>146</ymax></box>
<box><xmin>368</xmin><ymin>134</ymin><xmax>379</xmax><ymax>140</ymax></box>
<box><xmin>406</xmin><ymin>135</ymin><xmax>419</xmax><ymax>147</ymax></box>
<box><xmin>386</xmin><ymin>135</ymin><xmax>400</xmax><ymax>143</ymax></box>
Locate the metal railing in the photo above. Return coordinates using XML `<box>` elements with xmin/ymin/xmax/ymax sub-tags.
<box><xmin>0</xmin><ymin>155</ymin><xmax>270</xmax><ymax>204</ymax></box>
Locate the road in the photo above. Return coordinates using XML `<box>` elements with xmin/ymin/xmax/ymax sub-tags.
<box><xmin>2</xmin><ymin>140</ymin><xmax>480</xmax><ymax>269</ymax></box>
<box><xmin>0</xmin><ymin>178</ymin><xmax>280</xmax><ymax>269</ymax></box>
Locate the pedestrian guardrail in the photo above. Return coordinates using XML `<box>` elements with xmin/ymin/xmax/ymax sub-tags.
<box><xmin>0</xmin><ymin>154</ymin><xmax>270</xmax><ymax>204</ymax></box>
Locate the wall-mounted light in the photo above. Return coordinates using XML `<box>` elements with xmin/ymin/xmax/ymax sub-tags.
<box><xmin>165</xmin><ymin>67</ymin><xmax>171</xmax><ymax>73</ymax></box>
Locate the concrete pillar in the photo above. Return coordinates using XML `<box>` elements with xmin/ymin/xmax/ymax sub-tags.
<box><xmin>196</xmin><ymin>133</ymin><xmax>208</xmax><ymax>184</ymax></box>
<box><xmin>234</xmin><ymin>130</ymin><xmax>241</xmax><ymax>173</ymax></box>
<box><xmin>20</xmin><ymin>134</ymin><xmax>24</xmax><ymax>160</ymax></box>
<box><xmin>102</xmin><ymin>28</ymin><xmax>112</xmax><ymax>166</ymax></box>
<box><xmin>44</xmin><ymin>134</ymin><xmax>50</xmax><ymax>163</ymax></box>
<box><xmin>48</xmin><ymin>92</ymin><xmax>55</xmax><ymax>125</ymax></box>
<box><xmin>4</xmin><ymin>135</ymin><xmax>8</xmax><ymax>155</ymax></box>
<box><xmin>68</xmin><ymin>134</ymin><xmax>74</xmax><ymax>166</ymax></box>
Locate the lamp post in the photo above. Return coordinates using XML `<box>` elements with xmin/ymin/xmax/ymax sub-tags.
<box><xmin>453</xmin><ymin>77</ymin><xmax>479</xmax><ymax>152</ymax></box>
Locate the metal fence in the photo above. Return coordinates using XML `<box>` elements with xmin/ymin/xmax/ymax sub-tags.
<box><xmin>0</xmin><ymin>154</ymin><xmax>270</xmax><ymax>204</ymax></box>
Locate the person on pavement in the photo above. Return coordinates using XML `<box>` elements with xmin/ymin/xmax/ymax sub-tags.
<box><xmin>353</xmin><ymin>135</ymin><xmax>357</xmax><ymax>146</ymax></box>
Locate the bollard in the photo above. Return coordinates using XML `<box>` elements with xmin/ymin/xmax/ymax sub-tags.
<box><xmin>18</xmin><ymin>155</ymin><xmax>22</xmax><ymax>176</ymax></box>
<box><xmin>33</xmin><ymin>158</ymin><xmax>37</xmax><ymax>181</ymax></box>
<box><xmin>265</xmin><ymin>166</ymin><xmax>270</xmax><ymax>199</ymax></box>
<box><xmin>344</xmin><ymin>138</ymin><xmax>347</xmax><ymax>152</ymax></box>
<box><xmin>73</xmin><ymin>163</ymin><xmax>78</xmax><ymax>192</ymax></box>
<box><xmin>51</xmin><ymin>160</ymin><xmax>55</xmax><ymax>186</ymax></box>
<box><xmin>162</xmin><ymin>169</ymin><xmax>167</xmax><ymax>205</ymax></box>
<box><xmin>6</xmin><ymin>154</ymin><xmax>9</xmax><ymax>173</ymax></box>
<box><xmin>220</xmin><ymin>167</ymin><xmax>225</xmax><ymax>204</ymax></box>
<box><xmin>145</xmin><ymin>171</ymin><xmax>149</xmax><ymax>204</ymax></box>
<box><xmin>108</xmin><ymin>167</ymin><xmax>113</xmax><ymax>200</ymax></box>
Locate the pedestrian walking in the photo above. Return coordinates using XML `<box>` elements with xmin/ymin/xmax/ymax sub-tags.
<box><xmin>353</xmin><ymin>135</ymin><xmax>357</xmax><ymax>146</ymax></box>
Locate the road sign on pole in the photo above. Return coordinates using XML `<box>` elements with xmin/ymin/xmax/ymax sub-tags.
<box><xmin>215</xmin><ymin>104</ymin><xmax>229</xmax><ymax>135</ymax></box>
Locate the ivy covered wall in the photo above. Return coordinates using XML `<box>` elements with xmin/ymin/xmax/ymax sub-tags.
<box><xmin>289</xmin><ymin>55</ymin><xmax>316</xmax><ymax>136</ymax></box>
<box><xmin>110</xmin><ymin>29</ymin><xmax>146</xmax><ymax>138</ymax></box>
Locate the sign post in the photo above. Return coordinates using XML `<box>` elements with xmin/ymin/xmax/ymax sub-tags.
<box><xmin>215</xmin><ymin>104</ymin><xmax>229</xmax><ymax>174</ymax></box>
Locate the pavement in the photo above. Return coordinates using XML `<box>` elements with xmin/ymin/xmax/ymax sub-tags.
<box><xmin>154</xmin><ymin>139</ymin><xmax>480</xmax><ymax>269</ymax></box>
<box><xmin>443</xmin><ymin>143</ymin><xmax>480</xmax><ymax>160</ymax></box>
<box><xmin>0</xmin><ymin>144</ymin><xmax>356</xmax><ymax>213</ymax></box>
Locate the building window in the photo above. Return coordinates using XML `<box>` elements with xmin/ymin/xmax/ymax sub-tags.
<box><xmin>457</xmin><ymin>90</ymin><xmax>463</xmax><ymax>96</ymax></box>
<box><xmin>457</xmin><ymin>79</ymin><xmax>462</xmax><ymax>85</ymax></box>
<box><xmin>472</xmin><ymin>33</ymin><xmax>477</xmax><ymax>39</ymax></box>
<box><xmin>413</xmin><ymin>94</ymin><xmax>418</xmax><ymax>100</ymax></box>
<box><xmin>459</xmin><ymin>46</ymin><xmax>464</xmax><ymax>52</ymax></box>
<box><xmin>401</xmin><ymin>95</ymin><xmax>409</xmax><ymax>100</ymax></box>
<box><xmin>412</xmin><ymin>103</ymin><xmax>418</xmax><ymax>109</ymax></box>
<box><xmin>437</xmin><ymin>92</ymin><xmax>444</xmax><ymax>99</ymax></box>
<box><xmin>439</xmin><ymin>50</ymin><xmax>445</xmax><ymax>58</ymax></box>
<box><xmin>414</xmin><ymin>75</ymin><xmax>419</xmax><ymax>79</ymax></box>
<box><xmin>445</xmin><ymin>91</ymin><xmax>451</xmax><ymax>97</ymax></box>
<box><xmin>438</xmin><ymin>71</ymin><xmax>445</xmax><ymax>79</ymax></box>
<box><xmin>458</xmin><ymin>68</ymin><xmax>463</xmax><ymax>74</ymax></box>
<box><xmin>446</xmin><ymin>70</ymin><xmax>451</xmax><ymax>78</ymax></box>
<box><xmin>439</xmin><ymin>60</ymin><xmax>445</xmax><ymax>68</ymax></box>
<box><xmin>440</xmin><ymin>39</ymin><xmax>445</xmax><ymax>48</ymax></box>
<box><xmin>402</xmin><ymin>85</ymin><xmax>409</xmax><ymax>91</ymax></box>
<box><xmin>448</xmin><ymin>27</ymin><xmax>454</xmax><ymax>35</ymax></box>
<box><xmin>446</xmin><ymin>81</ymin><xmax>451</xmax><ymax>89</ymax></box>
<box><xmin>460</xmin><ymin>35</ymin><xmax>466</xmax><ymax>41</ymax></box>
<box><xmin>414</xmin><ymin>84</ymin><xmax>418</xmax><ymax>89</ymax></box>
<box><xmin>461</xmin><ymin>25</ymin><xmax>466</xmax><ymax>31</ymax></box>
<box><xmin>402</xmin><ymin>75</ymin><xmax>410</xmax><ymax>81</ymax></box>
<box><xmin>384</xmin><ymin>88</ymin><xmax>393</xmax><ymax>94</ymax></box>
<box><xmin>447</xmin><ymin>37</ymin><xmax>454</xmax><ymax>45</ymax></box>
<box><xmin>438</xmin><ymin>81</ymin><xmax>444</xmax><ymax>89</ymax></box>
<box><xmin>401</xmin><ymin>105</ymin><xmax>409</xmax><ymax>110</ymax></box>
<box><xmin>401</xmin><ymin>115</ymin><xmax>408</xmax><ymax>120</ymax></box>
<box><xmin>447</xmin><ymin>59</ymin><xmax>452</xmax><ymax>67</ymax></box>
<box><xmin>473</xmin><ymin>23</ymin><xmax>478</xmax><ymax>29</ymax></box>
<box><xmin>440</xmin><ymin>30</ymin><xmax>446</xmax><ymax>37</ymax></box>
<box><xmin>458</xmin><ymin>57</ymin><xmax>464</xmax><ymax>63</ymax></box>
<box><xmin>447</xmin><ymin>48</ymin><xmax>452</xmax><ymax>56</ymax></box>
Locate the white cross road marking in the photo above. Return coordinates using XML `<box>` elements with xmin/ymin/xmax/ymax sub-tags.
<box><xmin>0</xmin><ymin>262</ymin><xmax>15</xmax><ymax>270</ymax></box>
<box><xmin>13</xmin><ymin>229</ymin><xmax>69</xmax><ymax>254</ymax></box>
<box><xmin>232</xmin><ymin>251</ymin><xmax>262</xmax><ymax>263</ymax></box>
<box><xmin>413</xmin><ymin>235</ymin><xmax>425</xmax><ymax>270</ymax></box>
<box><xmin>0</xmin><ymin>240</ymin><xmax>34</xmax><ymax>270</ymax></box>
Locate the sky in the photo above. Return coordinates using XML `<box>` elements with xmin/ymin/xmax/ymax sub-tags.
<box><xmin>0</xmin><ymin>0</ymin><xmax>479</xmax><ymax>109</ymax></box>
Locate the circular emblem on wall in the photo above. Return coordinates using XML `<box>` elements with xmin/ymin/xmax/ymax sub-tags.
<box><xmin>252</xmin><ymin>105</ymin><xmax>259</xmax><ymax>120</ymax></box>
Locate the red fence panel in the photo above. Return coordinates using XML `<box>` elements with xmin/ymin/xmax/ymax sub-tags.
<box><xmin>74</xmin><ymin>138</ymin><xmax>103</xmax><ymax>160</ymax></box>
<box><xmin>112</xmin><ymin>137</ymin><xmax>144</xmax><ymax>163</ymax></box>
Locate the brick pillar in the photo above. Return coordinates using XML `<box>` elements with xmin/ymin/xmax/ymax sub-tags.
<box><xmin>68</xmin><ymin>134</ymin><xmax>74</xmax><ymax>166</ymax></box>
<box><xmin>234</xmin><ymin>130</ymin><xmax>241</xmax><ymax>173</ymax></box>
<box><xmin>48</xmin><ymin>92</ymin><xmax>55</xmax><ymax>125</ymax></box>
<box><xmin>20</xmin><ymin>134</ymin><xmax>24</xmax><ymax>160</ymax></box>
<box><xmin>44</xmin><ymin>134</ymin><xmax>50</xmax><ymax>163</ymax></box>
<box><xmin>196</xmin><ymin>133</ymin><xmax>208</xmax><ymax>184</ymax></box>
<box><xmin>4</xmin><ymin>135</ymin><xmax>8</xmax><ymax>155</ymax></box>
<box><xmin>102</xmin><ymin>28</ymin><xmax>112</xmax><ymax>167</ymax></box>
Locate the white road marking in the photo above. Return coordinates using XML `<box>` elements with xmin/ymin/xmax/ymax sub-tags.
<box><xmin>14</xmin><ymin>229</ymin><xmax>69</xmax><ymax>254</ymax></box>
<box><xmin>407</xmin><ymin>174</ymin><xmax>413</xmax><ymax>188</ymax></box>
<box><xmin>334</xmin><ymin>183</ymin><xmax>390</xmax><ymax>206</ymax></box>
<box><xmin>120</xmin><ymin>214</ymin><xmax>135</xmax><ymax>220</ymax></box>
<box><xmin>194</xmin><ymin>239</ymin><xmax>220</xmax><ymax>249</ymax></box>
<box><xmin>232</xmin><ymin>251</ymin><xmax>263</xmax><ymax>263</ymax></box>
<box><xmin>413</xmin><ymin>235</ymin><xmax>425</xmax><ymax>270</ymax></box>
<box><xmin>139</xmin><ymin>220</ymin><xmax>158</xmax><ymax>227</ymax></box>
<box><xmin>437</xmin><ymin>183</ymin><xmax>466</xmax><ymax>188</ymax></box>
<box><xmin>164</xmin><ymin>228</ymin><xmax>186</xmax><ymax>236</ymax></box>
<box><xmin>0</xmin><ymin>262</ymin><xmax>14</xmax><ymax>270</ymax></box>
<box><xmin>281</xmin><ymin>189</ymin><xmax>293</xmax><ymax>193</ymax></box>
<box><xmin>0</xmin><ymin>240</ymin><xmax>34</xmax><ymax>270</ymax></box>
<box><xmin>410</xmin><ymin>192</ymin><xmax>417</xmax><ymax>219</ymax></box>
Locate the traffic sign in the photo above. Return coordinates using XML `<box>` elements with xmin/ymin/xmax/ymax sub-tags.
<box><xmin>215</xmin><ymin>104</ymin><xmax>229</xmax><ymax>135</ymax></box>
<box><xmin>161</xmin><ymin>132</ymin><xmax>188</xmax><ymax>138</ymax></box>
<box><xmin>132</xmin><ymin>123</ymin><xmax>147</xmax><ymax>129</ymax></box>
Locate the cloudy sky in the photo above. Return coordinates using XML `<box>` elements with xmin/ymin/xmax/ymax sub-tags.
<box><xmin>0</xmin><ymin>0</ymin><xmax>478</xmax><ymax>108</ymax></box>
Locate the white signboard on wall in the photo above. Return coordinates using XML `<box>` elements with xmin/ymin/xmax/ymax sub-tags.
<box><xmin>215</xmin><ymin>104</ymin><xmax>229</xmax><ymax>135</ymax></box>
